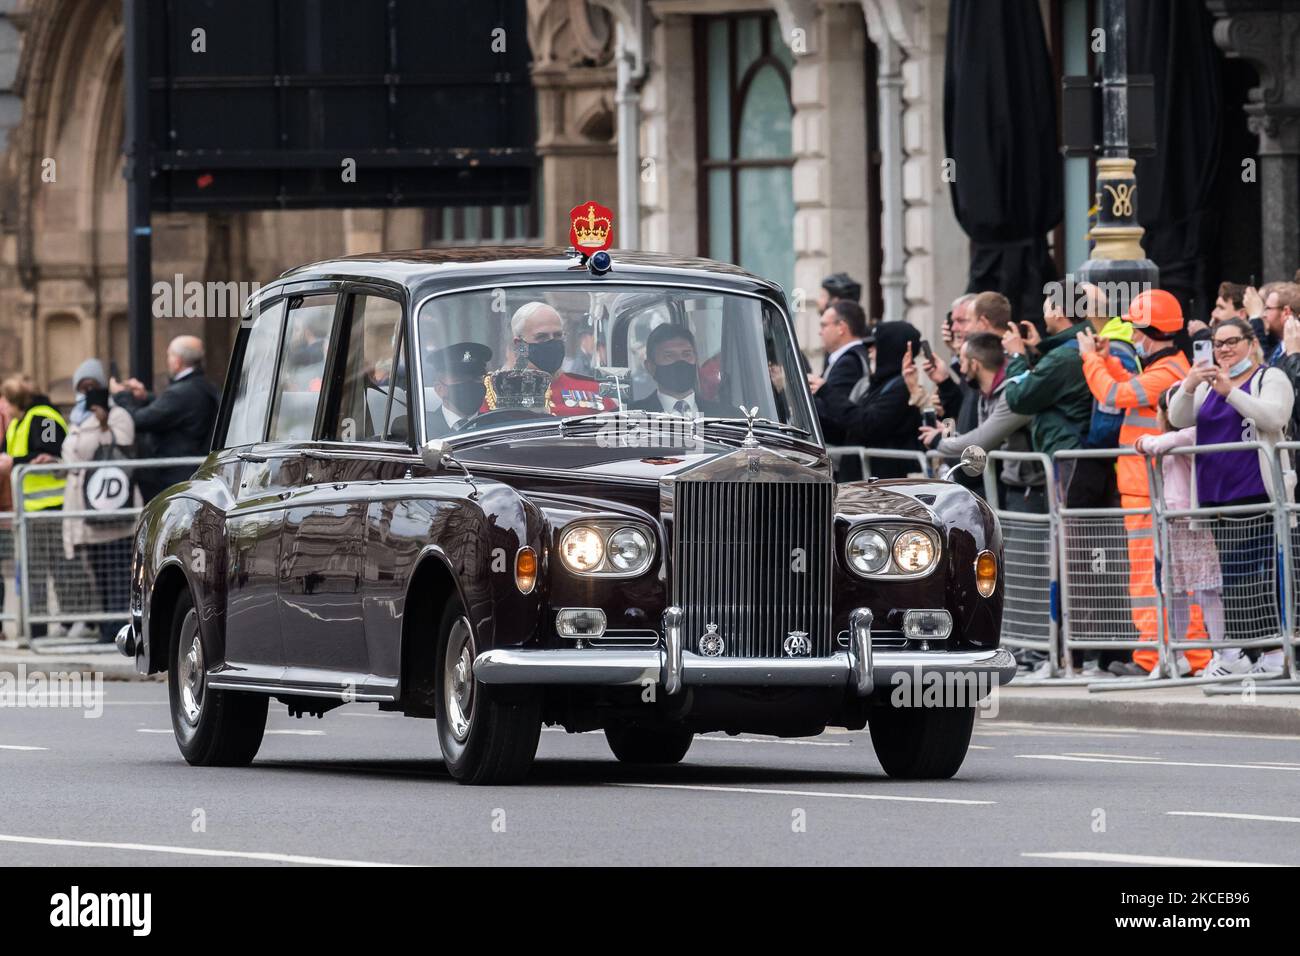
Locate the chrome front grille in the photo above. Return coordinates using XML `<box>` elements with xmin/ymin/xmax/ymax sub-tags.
<box><xmin>673</xmin><ymin>480</ymin><xmax>834</xmax><ymax>658</ymax></box>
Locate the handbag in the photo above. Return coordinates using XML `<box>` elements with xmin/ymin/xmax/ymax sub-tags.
<box><xmin>85</xmin><ymin>437</ymin><xmax>137</xmax><ymax>528</ymax></box>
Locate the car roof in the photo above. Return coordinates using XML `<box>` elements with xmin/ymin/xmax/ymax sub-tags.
<box><xmin>266</xmin><ymin>247</ymin><xmax>787</xmax><ymax>302</ymax></box>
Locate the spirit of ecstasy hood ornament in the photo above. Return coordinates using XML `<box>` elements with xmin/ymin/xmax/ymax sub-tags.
<box><xmin>739</xmin><ymin>406</ymin><xmax>760</xmax><ymax>448</ymax></box>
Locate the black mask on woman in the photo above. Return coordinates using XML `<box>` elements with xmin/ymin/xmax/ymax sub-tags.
<box><xmin>527</xmin><ymin>339</ymin><xmax>566</xmax><ymax>375</ymax></box>
<box><xmin>653</xmin><ymin>360</ymin><xmax>698</xmax><ymax>395</ymax></box>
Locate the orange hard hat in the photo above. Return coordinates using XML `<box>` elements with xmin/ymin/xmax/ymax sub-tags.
<box><xmin>1127</xmin><ymin>289</ymin><xmax>1183</xmax><ymax>335</ymax></box>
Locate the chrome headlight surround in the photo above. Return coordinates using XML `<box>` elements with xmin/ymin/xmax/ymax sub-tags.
<box><xmin>843</xmin><ymin>523</ymin><xmax>942</xmax><ymax>579</ymax></box>
<box><xmin>557</xmin><ymin>520</ymin><xmax>656</xmax><ymax>577</ymax></box>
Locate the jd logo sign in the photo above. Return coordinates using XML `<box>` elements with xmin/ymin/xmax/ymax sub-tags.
<box><xmin>86</xmin><ymin>467</ymin><xmax>131</xmax><ymax>512</ymax></box>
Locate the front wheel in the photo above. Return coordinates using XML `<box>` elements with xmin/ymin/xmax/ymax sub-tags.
<box><xmin>868</xmin><ymin>705</ymin><xmax>975</xmax><ymax>779</ymax></box>
<box><xmin>605</xmin><ymin>724</ymin><xmax>694</xmax><ymax>764</ymax></box>
<box><xmin>169</xmin><ymin>590</ymin><xmax>267</xmax><ymax>766</ymax></box>
<box><xmin>435</xmin><ymin>598</ymin><xmax>541</xmax><ymax>785</ymax></box>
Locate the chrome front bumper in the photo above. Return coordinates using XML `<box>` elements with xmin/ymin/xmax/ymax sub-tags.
<box><xmin>473</xmin><ymin>606</ymin><xmax>1016</xmax><ymax>697</ymax></box>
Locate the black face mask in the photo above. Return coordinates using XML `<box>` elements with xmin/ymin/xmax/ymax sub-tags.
<box><xmin>527</xmin><ymin>339</ymin><xmax>566</xmax><ymax>375</ymax></box>
<box><xmin>653</xmin><ymin>360</ymin><xmax>698</xmax><ymax>395</ymax></box>
<box><xmin>447</xmin><ymin>379</ymin><xmax>487</xmax><ymax>416</ymax></box>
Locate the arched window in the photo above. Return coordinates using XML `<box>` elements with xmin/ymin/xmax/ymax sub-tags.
<box><xmin>696</xmin><ymin>14</ymin><xmax>795</xmax><ymax>294</ymax></box>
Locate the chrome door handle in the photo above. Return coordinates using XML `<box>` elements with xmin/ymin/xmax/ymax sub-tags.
<box><xmin>238</xmin><ymin>452</ymin><xmax>268</xmax><ymax>463</ymax></box>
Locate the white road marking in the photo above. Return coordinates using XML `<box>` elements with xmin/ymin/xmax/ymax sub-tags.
<box><xmin>264</xmin><ymin>730</ymin><xmax>325</xmax><ymax>736</ymax></box>
<box><xmin>0</xmin><ymin>745</ymin><xmax>47</xmax><ymax>751</ymax></box>
<box><xmin>1023</xmin><ymin>851</ymin><xmax>1280</xmax><ymax>867</ymax></box>
<box><xmin>969</xmin><ymin>745</ymin><xmax>993</xmax><ymax>750</ymax></box>
<box><xmin>0</xmin><ymin>832</ymin><xmax>407</xmax><ymax>867</ymax></box>
<box><xmin>1169</xmin><ymin>810</ymin><xmax>1300</xmax><ymax>825</ymax></box>
<box><xmin>990</xmin><ymin>720</ymin><xmax>1299</xmax><ymax>742</ymax></box>
<box><xmin>136</xmin><ymin>729</ymin><xmax>171</xmax><ymax>734</ymax></box>
<box><xmin>612</xmin><ymin>782</ymin><xmax>994</xmax><ymax>805</ymax></box>
<box><xmin>1064</xmin><ymin>752</ymin><xmax>1167</xmax><ymax>761</ymax></box>
<box><xmin>694</xmin><ymin>735</ymin><xmax>849</xmax><ymax>748</ymax></box>
<box><xmin>1019</xmin><ymin>754</ymin><xmax>1300</xmax><ymax>772</ymax></box>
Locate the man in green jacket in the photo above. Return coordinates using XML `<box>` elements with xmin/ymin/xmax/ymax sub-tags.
<box><xmin>1001</xmin><ymin>299</ymin><xmax>1093</xmax><ymax>469</ymax></box>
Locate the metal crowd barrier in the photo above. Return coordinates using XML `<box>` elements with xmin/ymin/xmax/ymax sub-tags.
<box><xmin>981</xmin><ymin>450</ymin><xmax>1057</xmax><ymax>673</ymax></box>
<box><xmin>839</xmin><ymin>443</ymin><xmax>1298</xmax><ymax>689</ymax></box>
<box><xmin>9</xmin><ymin>456</ymin><xmax>205</xmax><ymax>648</ymax></box>
<box><xmin>826</xmin><ymin>445</ymin><xmax>936</xmax><ymax>478</ymax></box>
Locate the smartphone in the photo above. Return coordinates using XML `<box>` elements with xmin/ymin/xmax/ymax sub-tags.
<box><xmin>1193</xmin><ymin>339</ymin><xmax>1213</xmax><ymax>367</ymax></box>
<box><xmin>1019</xmin><ymin>321</ymin><xmax>1034</xmax><ymax>338</ymax></box>
<box><xmin>84</xmin><ymin>387</ymin><xmax>110</xmax><ymax>410</ymax></box>
<box><xmin>918</xmin><ymin>339</ymin><xmax>934</xmax><ymax>364</ymax></box>
<box><xmin>922</xmin><ymin>409</ymin><xmax>938</xmax><ymax>429</ymax></box>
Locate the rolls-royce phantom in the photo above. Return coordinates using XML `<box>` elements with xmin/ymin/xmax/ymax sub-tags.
<box><xmin>118</xmin><ymin>241</ymin><xmax>1013</xmax><ymax>784</ymax></box>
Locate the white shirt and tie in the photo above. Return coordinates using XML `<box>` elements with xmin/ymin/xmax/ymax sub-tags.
<box><xmin>656</xmin><ymin>391</ymin><xmax>698</xmax><ymax>416</ymax></box>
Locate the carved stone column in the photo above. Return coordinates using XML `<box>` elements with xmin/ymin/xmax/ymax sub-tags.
<box><xmin>1209</xmin><ymin>1</ymin><xmax>1300</xmax><ymax>281</ymax></box>
<box><xmin>527</xmin><ymin>0</ymin><xmax>619</xmax><ymax>246</ymax></box>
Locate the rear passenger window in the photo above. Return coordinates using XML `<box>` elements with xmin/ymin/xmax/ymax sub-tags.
<box><xmin>224</xmin><ymin>298</ymin><xmax>285</xmax><ymax>446</ymax></box>
<box><xmin>268</xmin><ymin>294</ymin><xmax>338</xmax><ymax>441</ymax></box>
<box><xmin>327</xmin><ymin>294</ymin><xmax>408</xmax><ymax>443</ymax></box>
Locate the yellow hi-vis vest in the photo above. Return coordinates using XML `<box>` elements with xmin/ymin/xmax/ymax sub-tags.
<box><xmin>6</xmin><ymin>404</ymin><xmax>67</xmax><ymax>511</ymax></box>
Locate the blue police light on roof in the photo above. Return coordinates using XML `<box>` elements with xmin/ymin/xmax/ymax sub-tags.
<box><xmin>588</xmin><ymin>250</ymin><xmax>613</xmax><ymax>275</ymax></box>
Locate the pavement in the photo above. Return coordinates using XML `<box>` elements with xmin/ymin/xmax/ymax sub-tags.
<box><xmin>1</xmin><ymin>680</ymin><xmax>1298</xmax><ymax>866</ymax></box>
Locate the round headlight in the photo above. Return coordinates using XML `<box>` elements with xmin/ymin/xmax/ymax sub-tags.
<box><xmin>607</xmin><ymin>527</ymin><xmax>651</xmax><ymax>572</ymax></box>
<box><xmin>893</xmin><ymin>529</ymin><xmax>937</xmax><ymax>574</ymax></box>
<box><xmin>847</xmin><ymin>529</ymin><xmax>891</xmax><ymax>575</ymax></box>
<box><xmin>560</xmin><ymin>526</ymin><xmax>605</xmax><ymax>573</ymax></box>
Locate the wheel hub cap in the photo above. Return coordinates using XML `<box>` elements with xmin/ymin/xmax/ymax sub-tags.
<box><xmin>179</xmin><ymin>625</ymin><xmax>205</xmax><ymax>727</ymax></box>
<box><xmin>444</xmin><ymin>619</ymin><xmax>475</xmax><ymax>743</ymax></box>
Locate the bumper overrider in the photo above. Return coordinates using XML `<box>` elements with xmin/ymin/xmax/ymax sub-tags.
<box><xmin>473</xmin><ymin>607</ymin><xmax>1017</xmax><ymax>696</ymax></box>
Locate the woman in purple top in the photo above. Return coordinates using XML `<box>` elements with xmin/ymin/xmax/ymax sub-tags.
<box><xmin>1169</xmin><ymin>317</ymin><xmax>1294</xmax><ymax>676</ymax></box>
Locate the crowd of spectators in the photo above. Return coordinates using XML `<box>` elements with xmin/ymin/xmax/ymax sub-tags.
<box><xmin>809</xmin><ymin>270</ymin><xmax>1300</xmax><ymax>679</ymax></box>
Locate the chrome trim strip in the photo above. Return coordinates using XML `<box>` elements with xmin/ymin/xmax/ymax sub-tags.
<box><xmin>849</xmin><ymin>607</ymin><xmax>874</xmax><ymax>696</ymax></box>
<box><xmin>662</xmin><ymin>605</ymin><xmax>683</xmax><ymax>694</ymax></box>
<box><xmin>205</xmin><ymin>679</ymin><xmax>397</xmax><ymax>702</ymax></box>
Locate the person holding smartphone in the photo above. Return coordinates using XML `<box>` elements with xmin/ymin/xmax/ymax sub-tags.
<box><xmin>1077</xmin><ymin>290</ymin><xmax>1203</xmax><ymax>677</ymax></box>
<box><xmin>61</xmin><ymin>358</ymin><xmax>139</xmax><ymax>643</ymax></box>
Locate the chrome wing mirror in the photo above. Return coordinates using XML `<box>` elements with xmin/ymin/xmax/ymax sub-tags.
<box><xmin>943</xmin><ymin>445</ymin><xmax>987</xmax><ymax>481</ymax></box>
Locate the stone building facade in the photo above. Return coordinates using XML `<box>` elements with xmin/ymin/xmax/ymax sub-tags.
<box><xmin>0</xmin><ymin>0</ymin><xmax>1295</xmax><ymax>401</ymax></box>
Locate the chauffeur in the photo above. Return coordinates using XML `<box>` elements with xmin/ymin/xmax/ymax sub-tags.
<box><xmin>427</xmin><ymin>342</ymin><xmax>491</xmax><ymax>437</ymax></box>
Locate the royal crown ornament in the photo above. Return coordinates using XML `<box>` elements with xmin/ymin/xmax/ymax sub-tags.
<box><xmin>569</xmin><ymin>200</ymin><xmax>614</xmax><ymax>253</ymax></box>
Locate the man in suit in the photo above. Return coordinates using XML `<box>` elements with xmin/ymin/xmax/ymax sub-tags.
<box><xmin>810</xmin><ymin>299</ymin><xmax>872</xmax><ymax>443</ymax></box>
<box><xmin>426</xmin><ymin>342</ymin><xmax>491</xmax><ymax>437</ymax></box>
<box><xmin>110</xmin><ymin>335</ymin><xmax>220</xmax><ymax>502</ymax></box>
<box><xmin>630</xmin><ymin>324</ymin><xmax>729</xmax><ymax>417</ymax></box>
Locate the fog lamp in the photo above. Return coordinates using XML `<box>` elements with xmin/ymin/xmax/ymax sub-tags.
<box><xmin>556</xmin><ymin>608</ymin><xmax>607</xmax><ymax>639</ymax></box>
<box><xmin>902</xmin><ymin>609</ymin><xmax>953</xmax><ymax>641</ymax></box>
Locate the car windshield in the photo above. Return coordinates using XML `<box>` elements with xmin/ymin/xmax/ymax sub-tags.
<box><xmin>417</xmin><ymin>284</ymin><xmax>814</xmax><ymax>439</ymax></box>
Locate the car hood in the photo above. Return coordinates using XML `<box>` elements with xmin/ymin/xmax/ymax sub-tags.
<box><xmin>454</xmin><ymin>431</ymin><xmax>818</xmax><ymax>483</ymax></box>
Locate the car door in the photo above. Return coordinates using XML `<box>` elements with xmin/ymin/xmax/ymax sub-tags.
<box><xmin>218</xmin><ymin>297</ymin><xmax>291</xmax><ymax>679</ymax></box>
<box><xmin>278</xmin><ymin>287</ymin><xmax>407</xmax><ymax>693</ymax></box>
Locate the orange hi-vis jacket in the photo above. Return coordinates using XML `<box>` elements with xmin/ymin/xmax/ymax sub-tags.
<box><xmin>1081</xmin><ymin>348</ymin><xmax>1191</xmax><ymax>498</ymax></box>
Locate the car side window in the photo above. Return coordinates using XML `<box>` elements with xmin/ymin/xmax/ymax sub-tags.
<box><xmin>327</xmin><ymin>293</ymin><xmax>407</xmax><ymax>443</ymax></box>
<box><xmin>223</xmin><ymin>298</ymin><xmax>286</xmax><ymax>446</ymax></box>
<box><xmin>268</xmin><ymin>294</ymin><xmax>338</xmax><ymax>442</ymax></box>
